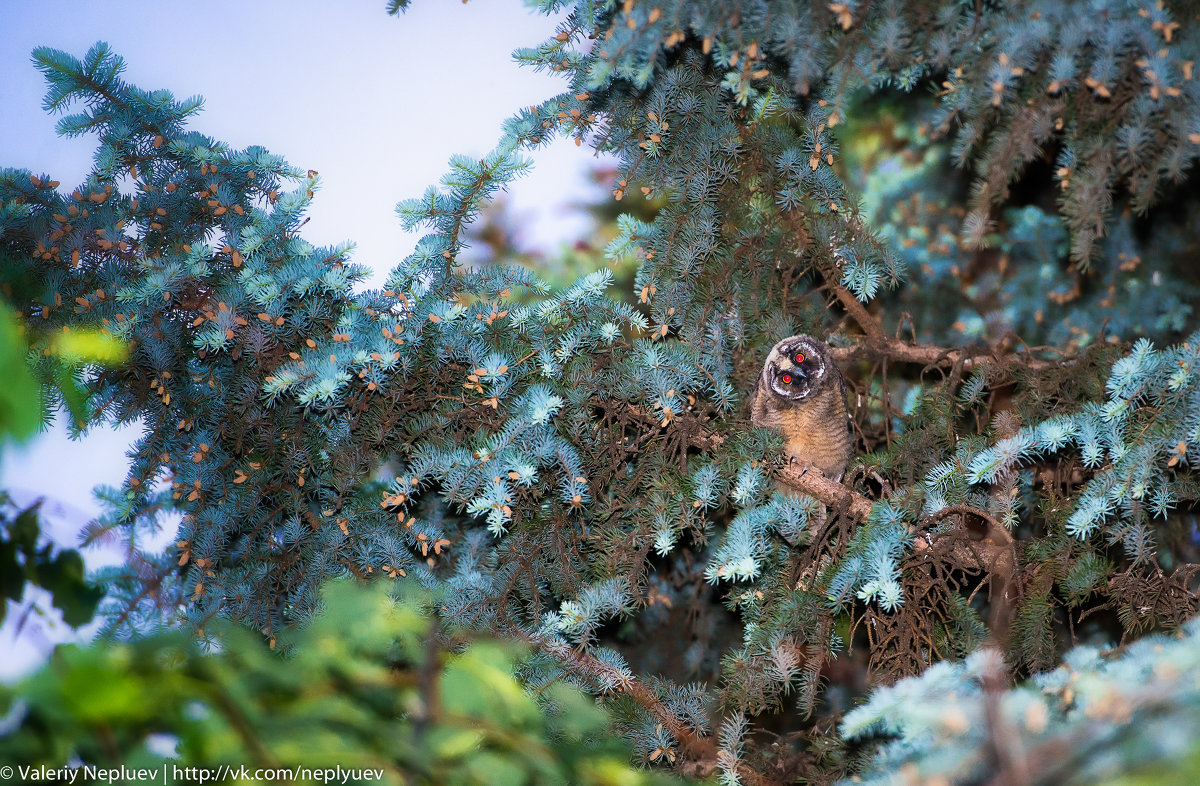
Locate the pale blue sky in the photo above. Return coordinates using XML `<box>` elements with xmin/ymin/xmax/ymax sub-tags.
<box><xmin>0</xmin><ymin>0</ymin><xmax>603</xmax><ymax>675</ymax></box>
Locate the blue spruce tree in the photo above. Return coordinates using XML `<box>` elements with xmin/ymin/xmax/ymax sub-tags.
<box><xmin>2</xmin><ymin>1</ymin><xmax>1199</xmax><ymax>782</ymax></box>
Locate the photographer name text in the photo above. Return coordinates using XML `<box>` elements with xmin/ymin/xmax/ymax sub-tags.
<box><xmin>10</xmin><ymin>764</ymin><xmax>386</xmax><ymax>784</ymax></box>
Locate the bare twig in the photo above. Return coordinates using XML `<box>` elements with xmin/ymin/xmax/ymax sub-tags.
<box><xmin>927</xmin><ymin>504</ymin><xmax>1009</xmax><ymax>538</ymax></box>
<box><xmin>917</xmin><ymin>505</ymin><xmax>1019</xmax><ymax>633</ymax></box>
<box><xmin>616</xmin><ymin>401</ymin><xmax>726</xmax><ymax>451</ymax></box>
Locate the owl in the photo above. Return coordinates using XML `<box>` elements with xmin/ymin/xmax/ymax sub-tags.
<box><xmin>750</xmin><ymin>335</ymin><xmax>853</xmax><ymax>483</ymax></box>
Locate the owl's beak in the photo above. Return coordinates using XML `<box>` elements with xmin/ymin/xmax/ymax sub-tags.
<box><xmin>792</xmin><ymin>366</ymin><xmax>808</xmax><ymax>379</ymax></box>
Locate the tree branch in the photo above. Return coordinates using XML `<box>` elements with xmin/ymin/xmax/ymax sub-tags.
<box><xmin>828</xmin><ymin>334</ymin><xmax>1058</xmax><ymax>373</ymax></box>
<box><xmin>616</xmin><ymin>401</ymin><xmax>726</xmax><ymax>450</ymax></box>
<box><xmin>927</xmin><ymin>504</ymin><xmax>1009</xmax><ymax>538</ymax></box>
<box><xmin>529</xmin><ymin>633</ymin><xmax>780</xmax><ymax>786</ymax></box>
<box><xmin>776</xmin><ymin>464</ymin><xmax>875</xmax><ymax>521</ymax></box>
<box><xmin>783</xmin><ymin>209</ymin><xmax>1061</xmax><ymax>373</ymax></box>
<box><xmin>817</xmin><ymin>261</ymin><xmax>887</xmax><ymax>340</ymax></box>
<box><xmin>917</xmin><ymin>504</ymin><xmax>1018</xmax><ymax>625</ymax></box>
<box><xmin>980</xmin><ymin>648</ymin><xmax>1032</xmax><ymax>786</ymax></box>
<box><xmin>782</xmin><ymin>208</ymin><xmax>886</xmax><ymax>342</ymax></box>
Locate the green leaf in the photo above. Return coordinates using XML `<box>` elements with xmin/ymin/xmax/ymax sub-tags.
<box><xmin>41</xmin><ymin>549</ymin><xmax>104</xmax><ymax>626</ymax></box>
<box><xmin>0</xmin><ymin>305</ymin><xmax>41</xmax><ymax>443</ymax></box>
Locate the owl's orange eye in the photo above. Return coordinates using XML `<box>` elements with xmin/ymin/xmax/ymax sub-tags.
<box><xmin>794</xmin><ymin>352</ymin><xmax>806</xmax><ymax>364</ymax></box>
<box><xmin>782</xmin><ymin>374</ymin><xmax>793</xmax><ymax>384</ymax></box>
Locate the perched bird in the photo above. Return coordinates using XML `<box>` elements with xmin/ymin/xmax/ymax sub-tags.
<box><xmin>750</xmin><ymin>335</ymin><xmax>853</xmax><ymax>483</ymax></box>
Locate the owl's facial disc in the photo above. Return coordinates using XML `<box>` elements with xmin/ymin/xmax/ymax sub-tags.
<box><xmin>772</xmin><ymin>366</ymin><xmax>813</xmax><ymax>399</ymax></box>
<box><xmin>767</xmin><ymin>337</ymin><xmax>825</xmax><ymax>399</ymax></box>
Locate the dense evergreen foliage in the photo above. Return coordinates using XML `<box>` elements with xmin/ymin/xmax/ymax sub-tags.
<box><xmin>2</xmin><ymin>1</ymin><xmax>1199</xmax><ymax>782</ymax></box>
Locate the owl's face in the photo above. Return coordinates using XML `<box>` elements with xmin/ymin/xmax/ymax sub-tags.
<box><xmin>762</xmin><ymin>335</ymin><xmax>828</xmax><ymax>401</ymax></box>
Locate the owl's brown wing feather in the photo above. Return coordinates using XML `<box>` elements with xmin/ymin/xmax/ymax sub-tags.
<box><xmin>749</xmin><ymin>374</ymin><xmax>765</xmax><ymax>427</ymax></box>
<box><xmin>836</xmin><ymin>367</ymin><xmax>852</xmax><ymax>456</ymax></box>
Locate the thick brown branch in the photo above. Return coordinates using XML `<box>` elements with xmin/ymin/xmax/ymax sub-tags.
<box><xmin>829</xmin><ymin>335</ymin><xmax>1058</xmax><ymax>372</ymax></box>
<box><xmin>782</xmin><ymin>208</ymin><xmax>885</xmax><ymax>341</ymax></box>
<box><xmin>817</xmin><ymin>262</ymin><xmax>887</xmax><ymax>340</ymax></box>
<box><xmin>776</xmin><ymin>464</ymin><xmax>874</xmax><ymax>521</ymax></box>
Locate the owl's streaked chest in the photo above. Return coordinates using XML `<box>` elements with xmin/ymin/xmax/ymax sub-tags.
<box><xmin>751</xmin><ymin>376</ymin><xmax>852</xmax><ymax>481</ymax></box>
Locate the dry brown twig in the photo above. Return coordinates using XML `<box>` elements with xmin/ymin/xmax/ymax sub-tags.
<box><xmin>790</xmin><ymin>213</ymin><xmax>1063</xmax><ymax>373</ymax></box>
<box><xmin>924</xmin><ymin>505</ymin><xmax>1015</xmax><ymax>563</ymax></box>
<box><xmin>917</xmin><ymin>505</ymin><xmax>1019</xmax><ymax>618</ymax></box>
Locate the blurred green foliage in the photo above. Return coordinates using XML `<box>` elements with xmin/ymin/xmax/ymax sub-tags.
<box><xmin>0</xmin><ymin>581</ymin><xmax>685</xmax><ymax>785</ymax></box>
<box><xmin>0</xmin><ymin>497</ymin><xmax>102</xmax><ymax>628</ymax></box>
<box><xmin>0</xmin><ymin>299</ymin><xmax>108</xmax><ymax>630</ymax></box>
<box><xmin>0</xmin><ymin>304</ymin><xmax>41</xmax><ymax>445</ymax></box>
